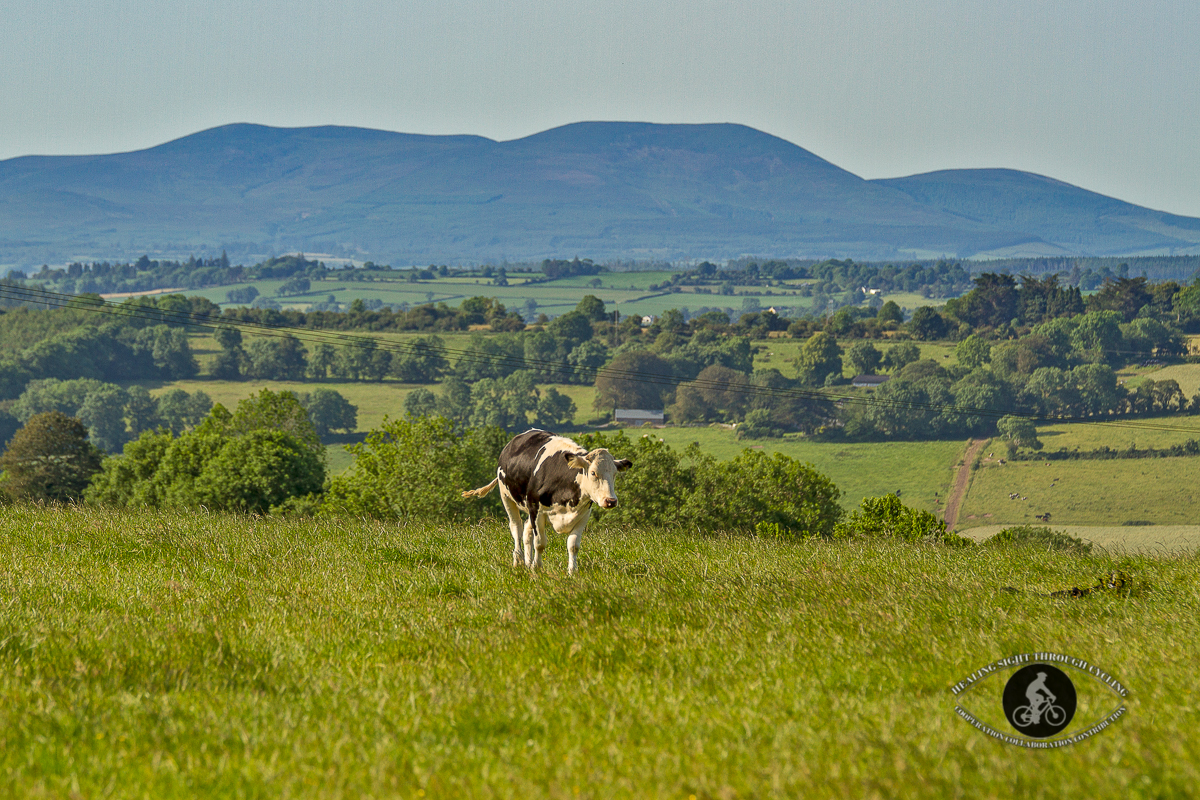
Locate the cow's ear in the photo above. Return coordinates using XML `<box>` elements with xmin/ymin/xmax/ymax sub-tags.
<box><xmin>615</xmin><ymin>458</ymin><xmax>633</xmax><ymax>472</ymax></box>
<box><xmin>565</xmin><ymin>452</ymin><xmax>590</xmax><ymax>471</ymax></box>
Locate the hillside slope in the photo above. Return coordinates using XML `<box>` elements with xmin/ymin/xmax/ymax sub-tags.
<box><xmin>2</xmin><ymin>122</ymin><xmax>1197</xmax><ymax>264</ymax></box>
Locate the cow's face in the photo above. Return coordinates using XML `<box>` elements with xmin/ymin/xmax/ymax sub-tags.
<box><xmin>565</xmin><ymin>448</ymin><xmax>632</xmax><ymax>509</ymax></box>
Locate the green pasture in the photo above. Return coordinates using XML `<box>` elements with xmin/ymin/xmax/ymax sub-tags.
<box><xmin>1135</xmin><ymin>362</ymin><xmax>1200</xmax><ymax>397</ymax></box>
<box><xmin>753</xmin><ymin>339</ymin><xmax>958</xmax><ymax>379</ymax></box>
<box><xmin>148</xmin><ymin>379</ymin><xmax>414</xmax><ymax>433</ymax></box>
<box><xmin>613</xmin><ymin>427</ymin><xmax>965</xmax><ymax>513</ymax></box>
<box><xmin>0</xmin><ymin>505</ymin><xmax>1195</xmax><ymax>797</ymax></box>
<box><xmin>957</xmin><ymin>454</ymin><xmax>1200</xmax><ymax>528</ymax></box>
<box><xmin>1037</xmin><ymin>416</ymin><xmax>1200</xmax><ymax>452</ymax></box>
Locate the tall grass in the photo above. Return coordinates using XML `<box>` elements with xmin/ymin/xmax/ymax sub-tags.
<box><xmin>1</xmin><ymin>504</ymin><xmax>1196</xmax><ymax>797</ymax></box>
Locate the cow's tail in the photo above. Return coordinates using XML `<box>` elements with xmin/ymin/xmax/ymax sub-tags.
<box><xmin>461</xmin><ymin>478</ymin><xmax>499</xmax><ymax>500</ymax></box>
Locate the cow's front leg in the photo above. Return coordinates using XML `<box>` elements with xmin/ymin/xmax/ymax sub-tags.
<box><xmin>565</xmin><ymin>508</ymin><xmax>591</xmax><ymax>576</ymax></box>
<box><xmin>522</xmin><ymin>515</ymin><xmax>536</xmax><ymax>568</ymax></box>
<box><xmin>566</xmin><ymin>529</ymin><xmax>582</xmax><ymax>576</ymax></box>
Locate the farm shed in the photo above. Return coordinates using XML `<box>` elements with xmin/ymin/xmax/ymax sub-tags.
<box><xmin>851</xmin><ymin>375</ymin><xmax>891</xmax><ymax>389</ymax></box>
<box><xmin>614</xmin><ymin>409</ymin><xmax>665</xmax><ymax>426</ymax></box>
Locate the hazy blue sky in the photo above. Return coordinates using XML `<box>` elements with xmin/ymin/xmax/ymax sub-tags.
<box><xmin>4</xmin><ymin>0</ymin><xmax>1198</xmax><ymax>215</ymax></box>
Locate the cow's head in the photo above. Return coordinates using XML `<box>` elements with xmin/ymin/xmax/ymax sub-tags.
<box><xmin>564</xmin><ymin>448</ymin><xmax>632</xmax><ymax>509</ymax></box>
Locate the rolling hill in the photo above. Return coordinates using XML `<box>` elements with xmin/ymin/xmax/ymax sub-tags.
<box><xmin>2</xmin><ymin>121</ymin><xmax>1198</xmax><ymax>266</ymax></box>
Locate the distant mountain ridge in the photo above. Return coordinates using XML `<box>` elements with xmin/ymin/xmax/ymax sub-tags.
<box><xmin>2</xmin><ymin>121</ymin><xmax>1198</xmax><ymax>266</ymax></box>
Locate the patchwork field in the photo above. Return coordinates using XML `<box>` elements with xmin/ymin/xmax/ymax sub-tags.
<box><xmin>957</xmin><ymin>454</ymin><xmax>1200</xmax><ymax>528</ymax></box>
<box><xmin>1</xmin><ymin>505</ymin><xmax>1195</xmax><ymax>797</ymax></box>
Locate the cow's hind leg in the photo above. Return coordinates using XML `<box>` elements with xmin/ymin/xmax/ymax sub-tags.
<box><xmin>499</xmin><ymin>486</ymin><xmax>524</xmax><ymax>567</ymax></box>
<box><xmin>522</xmin><ymin>510</ymin><xmax>537</xmax><ymax>569</ymax></box>
<box><xmin>532</xmin><ymin>509</ymin><xmax>549</xmax><ymax>570</ymax></box>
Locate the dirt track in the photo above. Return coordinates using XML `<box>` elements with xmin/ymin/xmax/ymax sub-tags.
<box><xmin>943</xmin><ymin>439</ymin><xmax>988</xmax><ymax>529</ymax></box>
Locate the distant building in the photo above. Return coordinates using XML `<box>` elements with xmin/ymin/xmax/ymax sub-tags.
<box><xmin>614</xmin><ymin>409</ymin><xmax>665</xmax><ymax>426</ymax></box>
<box><xmin>851</xmin><ymin>375</ymin><xmax>890</xmax><ymax>389</ymax></box>
<box><xmin>641</xmin><ymin>315</ymin><xmax>655</xmax><ymax>326</ymax></box>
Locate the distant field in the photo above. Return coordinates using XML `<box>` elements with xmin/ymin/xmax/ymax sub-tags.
<box><xmin>179</xmin><ymin>271</ymin><xmax>828</xmax><ymax>321</ymax></box>
<box><xmin>604</xmin><ymin>427</ymin><xmax>966</xmax><ymax>512</ymax></box>
<box><xmin>149</xmin><ymin>379</ymin><xmax>414</xmax><ymax>432</ymax></box>
<box><xmin>752</xmin><ymin>339</ymin><xmax>958</xmax><ymax>380</ymax></box>
<box><xmin>957</xmin><ymin>453</ymin><xmax>1200</xmax><ymax>528</ymax></box>
<box><xmin>1037</xmin><ymin>416</ymin><xmax>1200</xmax><ymax>452</ymax></box>
<box><xmin>1138</xmin><ymin>362</ymin><xmax>1200</xmax><ymax>397</ymax></box>
<box><xmin>961</xmin><ymin>524</ymin><xmax>1200</xmax><ymax>555</ymax></box>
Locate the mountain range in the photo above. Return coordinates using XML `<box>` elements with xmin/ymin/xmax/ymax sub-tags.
<box><xmin>2</xmin><ymin>121</ymin><xmax>1199</xmax><ymax>266</ymax></box>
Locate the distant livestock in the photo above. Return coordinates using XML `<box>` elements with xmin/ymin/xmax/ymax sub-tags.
<box><xmin>462</xmin><ymin>429</ymin><xmax>632</xmax><ymax>574</ymax></box>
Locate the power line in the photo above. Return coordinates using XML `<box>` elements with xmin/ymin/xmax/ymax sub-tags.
<box><xmin>2</xmin><ymin>283</ymin><xmax>1199</xmax><ymax>436</ymax></box>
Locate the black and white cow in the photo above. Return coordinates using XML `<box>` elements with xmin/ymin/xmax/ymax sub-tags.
<box><xmin>461</xmin><ymin>429</ymin><xmax>632</xmax><ymax>574</ymax></box>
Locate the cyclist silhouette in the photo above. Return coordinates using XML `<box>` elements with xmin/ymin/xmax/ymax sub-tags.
<box><xmin>1026</xmin><ymin>671</ymin><xmax>1056</xmax><ymax>719</ymax></box>
<box><xmin>1012</xmin><ymin>671</ymin><xmax>1064</xmax><ymax>728</ymax></box>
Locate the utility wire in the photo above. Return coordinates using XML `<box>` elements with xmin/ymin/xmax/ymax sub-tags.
<box><xmin>2</xmin><ymin>283</ymin><xmax>1199</xmax><ymax>436</ymax></box>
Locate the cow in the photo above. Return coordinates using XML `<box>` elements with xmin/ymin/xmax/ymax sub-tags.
<box><xmin>461</xmin><ymin>429</ymin><xmax>632</xmax><ymax>574</ymax></box>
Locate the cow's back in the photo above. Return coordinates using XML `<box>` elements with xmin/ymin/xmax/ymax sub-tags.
<box><xmin>498</xmin><ymin>429</ymin><xmax>583</xmax><ymax>506</ymax></box>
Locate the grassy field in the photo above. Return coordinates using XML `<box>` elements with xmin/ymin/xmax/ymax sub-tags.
<box><xmin>612</xmin><ymin>427</ymin><xmax>966</xmax><ymax>512</ymax></box>
<box><xmin>957</xmin><ymin>453</ymin><xmax>1200</xmax><ymax>528</ymax></box>
<box><xmin>1135</xmin><ymin>362</ymin><xmax>1200</xmax><ymax>397</ymax></box>
<box><xmin>1</xmin><ymin>504</ymin><xmax>1195</xmax><ymax>797</ymax></box>
<box><xmin>753</xmin><ymin>339</ymin><xmax>958</xmax><ymax>379</ymax></box>
<box><xmin>961</xmin><ymin>524</ymin><xmax>1200</xmax><ymax>554</ymax></box>
<box><xmin>145</xmin><ymin>379</ymin><xmax>415</xmax><ymax>433</ymax></box>
<box><xmin>1036</xmin><ymin>416</ymin><xmax>1200</xmax><ymax>452</ymax></box>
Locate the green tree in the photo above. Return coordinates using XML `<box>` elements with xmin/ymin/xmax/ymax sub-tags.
<box><xmin>1070</xmin><ymin>311</ymin><xmax>1124</xmax><ymax>364</ymax></box>
<box><xmin>877</xmin><ymin>300</ymin><xmax>903</xmax><ymax>325</ymax></box>
<box><xmin>306</xmin><ymin>343</ymin><xmax>338</xmax><ymax>380</ymax></box>
<box><xmin>907</xmin><ymin>307</ymin><xmax>947</xmax><ymax>340</ymax></box>
<box><xmin>535</xmin><ymin>388</ymin><xmax>577</xmax><ymax>429</ymax></box>
<box><xmin>226</xmin><ymin>286</ymin><xmax>259</xmax><ymax>305</ymax></box>
<box><xmin>593</xmin><ymin>350</ymin><xmax>674</xmax><ymax>411</ymax></box>
<box><xmin>547</xmin><ymin>311</ymin><xmax>594</xmax><ymax>349</ymax></box>
<box><xmin>955</xmin><ymin>334</ymin><xmax>992</xmax><ymax>370</ymax></box>
<box><xmin>156</xmin><ymin>389</ymin><xmax>213</xmax><ymax>435</ymax></box>
<box><xmin>0</xmin><ymin>411</ymin><xmax>103</xmax><ymax>502</ymax></box>
<box><xmin>300</xmin><ymin>389</ymin><xmax>358</xmax><ymax>437</ymax></box>
<box><xmin>997</xmin><ymin>414</ymin><xmax>1042</xmax><ymax>455</ymax></box>
<box><xmin>881</xmin><ymin>341</ymin><xmax>921</xmax><ymax>372</ymax></box>
<box><xmin>192</xmin><ymin>429</ymin><xmax>324</xmax><ymax>514</ymax></box>
<box><xmin>575</xmin><ymin>294</ymin><xmax>607</xmax><ymax>322</ymax></box>
<box><xmin>404</xmin><ymin>388</ymin><xmax>439</xmax><ymax>419</ymax></box>
<box><xmin>390</xmin><ymin>335</ymin><xmax>448</xmax><ymax>383</ymax></box>
<box><xmin>76</xmin><ymin>383</ymin><xmax>130</xmax><ymax>453</ymax></box>
<box><xmin>124</xmin><ymin>385</ymin><xmax>162</xmax><ymax>436</ymax></box>
<box><xmin>845</xmin><ymin>341</ymin><xmax>883</xmax><ymax>376</ymax></box>
<box><xmin>245</xmin><ymin>336</ymin><xmax>308</xmax><ymax>380</ymax></box>
<box><xmin>85</xmin><ymin>429</ymin><xmax>174</xmax><ymax>508</ymax></box>
<box><xmin>793</xmin><ymin>332</ymin><xmax>842</xmax><ymax>387</ymax></box>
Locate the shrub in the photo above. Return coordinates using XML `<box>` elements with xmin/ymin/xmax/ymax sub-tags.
<box><xmin>984</xmin><ymin>525</ymin><xmax>1093</xmax><ymax>554</ymax></box>
<box><xmin>321</xmin><ymin>415</ymin><xmax>508</xmax><ymax>521</ymax></box>
<box><xmin>835</xmin><ymin>493</ymin><xmax>966</xmax><ymax>545</ymax></box>
<box><xmin>574</xmin><ymin>431</ymin><xmax>842</xmax><ymax>538</ymax></box>
<box><xmin>85</xmin><ymin>389</ymin><xmax>324</xmax><ymax>514</ymax></box>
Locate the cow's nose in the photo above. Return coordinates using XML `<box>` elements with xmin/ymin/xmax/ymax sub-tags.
<box><xmin>603</xmin><ymin>497</ymin><xmax>617</xmax><ymax>509</ymax></box>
